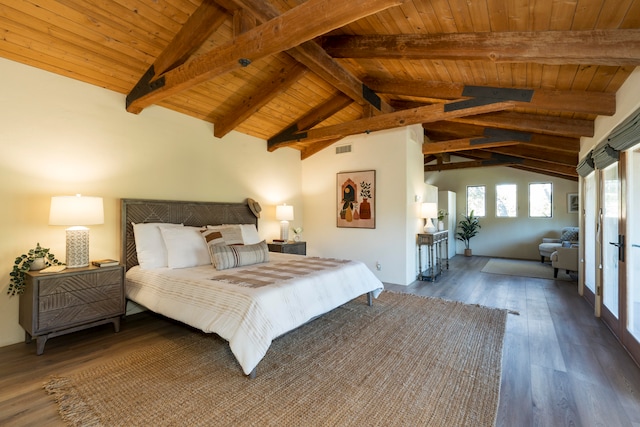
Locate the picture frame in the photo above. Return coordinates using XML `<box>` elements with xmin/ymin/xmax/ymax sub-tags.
<box><xmin>567</xmin><ymin>193</ymin><xmax>579</xmax><ymax>213</ymax></box>
<box><xmin>337</xmin><ymin>170</ymin><xmax>376</xmax><ymax>229</ymax></box>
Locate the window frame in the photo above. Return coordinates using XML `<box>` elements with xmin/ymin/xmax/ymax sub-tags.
<box><xmin>466</xmin><ymin>185</ymin><xmax>486</xmax><ymax>217</ymax></box>
<box><xmin>528</xmin><ymin>182</ymin><xmax>553</xmax><ymax>218</ymax></box>
<box><xmin>496</xmin><ymin>183</ymin><xmax>517</xmax><ymax>218</ymax></box>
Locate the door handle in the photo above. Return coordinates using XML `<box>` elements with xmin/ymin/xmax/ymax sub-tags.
<box><xmin>608</xmin><ymin>235</ymin><xmax>625</xmax><ymax>262</ymax></box>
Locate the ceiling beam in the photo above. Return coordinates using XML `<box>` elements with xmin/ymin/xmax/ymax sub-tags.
<box><xmin>214</xmin><ymin>64</ymin><xmax>308</xmax><ymax>138</ymax></box>
<box><xmin>230</xmin><ymin>0</ymin><xmax>393</xmax><ymax>113</ymax></box>
<box><xmin>126</xmin><ymin>0</ymin><xmax>405</xmax><ymax>113</ymax></box>
<box><xmin>321</xmin><ymin>30</ymin><xmax>640</xmax><ymax>66</ymax></box>
<box><xmin>451</xmin><ymin>111</ymin><xmax>593</xmax><ymax>138</ymax></box>
<box><xmin>483</xmin><ymin>146</ymin><xmax>577</xmax><ymax>166</ymax></box>
<box><xmin>463</xmin><ymin>150</ymin><xmax>578</xmax><ymax>178</ymax></box>
<box><xmin>423</xmin><ymin>121</ymin><xmax>581</xmax><ymax>152</ymax></box>
<box><xmin>286</xmin><ymin>100</ymin><xmax>515</xmax><ymax>144</ymax></box>
<box><xmin>422</xmin><ymin>138</ymin><xmax>519</xmax><ymax>155</ymax></box>
<box><xmin>268</xmin><ymin>93</ymin><xmax>353</xmax><ymax>151</ymax></box>
<box><xmin>371</xmin><ymin>80</ymin><xmax>615</xmax><ymax>116</ymax></box>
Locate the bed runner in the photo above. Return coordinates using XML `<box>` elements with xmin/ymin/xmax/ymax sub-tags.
<box><xmin>213</xmin><ymin>257</ymin><xmax>351</xmax><ymax>288</ymax></box>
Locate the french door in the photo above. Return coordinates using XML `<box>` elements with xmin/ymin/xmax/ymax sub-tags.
<box><xmin>600</xmin><ymin>162</ymin><xmax>621</xmax><ymax>336</ymax></box>
<box><xmin>582</xmin><ymin>172</ymin><xmax>597</xmax><ymax>306</ymax></box>
<box><xmin>623</xmin><ymin>148</ymin><xmax>640</xmax><ymax>360</ymax></box>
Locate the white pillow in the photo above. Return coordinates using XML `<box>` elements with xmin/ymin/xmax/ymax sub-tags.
<box><xmin>207</xmin><ymin>224</ymin><xmax>244</xmax><ymax>245</ymax></box>
<box><xmin>216</xmin><ymin>223</ymin><xmax>261</xmax><ymax>245</ymax></box>
<box><xmin>238</xmin><ymin>224</ymin><xmax>261</xmax><ymax>245</ymax></box>
<box><xmin>132</xmin><ymin>222</ymin><xmax>183</xmax><ymax>269</ymax></box>
<box><xmin>160</xmin><ymin>226</ymin><xmax>211</xmax><ymax>269</ymax></box>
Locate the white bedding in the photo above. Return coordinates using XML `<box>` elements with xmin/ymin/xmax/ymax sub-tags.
<box><xmin>125</xmin><ymin>252</ymin><xmax>384</xmax><ymax>375</ymax></box>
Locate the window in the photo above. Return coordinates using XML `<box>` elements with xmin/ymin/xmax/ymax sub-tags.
<box><xmin>466</xmin><ymin>185</ymin><xmax>485</xmax><ymax>216</ymax></box>
<box><xmin>529</xmin><ymin>182</ymin><xmax>552</xmax><ymax>217</ymax></box>
<box><xmin>496</xmin><ymin>184</ymin><xmax>517</xmax><ymax>217</ymax></box>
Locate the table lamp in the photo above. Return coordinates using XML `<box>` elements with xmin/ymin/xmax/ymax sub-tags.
<box><xmin>276</xmin><ymin>204</ymin><xmax>294</xmax><ymax>242</ymax></box>
<box><xmin>421</xmin><ymin>202</ymin><xmax>437</xmax><ymax>233</ymax></box>
<box><xmin>49</xmin><ymin>194</ymin><xmax>104</xmax><ymax>268</ymax></box>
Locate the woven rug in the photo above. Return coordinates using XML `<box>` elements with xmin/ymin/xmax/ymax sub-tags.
<box><xmin>481</xmin><ymin>258</ymin><xmax>575</xmax><ymax>281</ymax></box>
<box><xmin>44</xmin><ymin>292</ymin><xmax>507</xmax><ymax>427</ymax></box>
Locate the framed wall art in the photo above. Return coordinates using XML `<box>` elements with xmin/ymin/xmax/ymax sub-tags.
<box><xmin>567</xmin><ymin>193</ymin><xmax>579</xmax><ymax>213</ymax></box>
<box><xmin>337</xmin><ymin>170</ymin><xmax>375</xmax><ymax>229</ymax></box>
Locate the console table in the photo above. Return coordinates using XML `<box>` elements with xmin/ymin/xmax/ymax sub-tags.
<box><xmin>417</xmin><ymin>231</ymin><xmax>449</xmax><ymax>281</ymax></box>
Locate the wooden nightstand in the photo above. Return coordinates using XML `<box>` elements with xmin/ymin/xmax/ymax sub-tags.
<box><xmin>19</xmin><ymin>264</ymin><xmax>125</xmax><ymax>355</ymax></box>
<box><xmin>268</xmin><ymin>241</ymin><xmax>306</xmax><ymax>255</ymax></box>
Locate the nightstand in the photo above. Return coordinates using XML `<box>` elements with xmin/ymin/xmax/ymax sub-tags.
<box><xmin>19</xmin><ymin>264</ymin><xmax>125</xmax><ymax>355</ymax></box>
<box><xmin>268</xmin><ymin>241</ymin><xmax>306</xmax><ymax>255</ymax></box>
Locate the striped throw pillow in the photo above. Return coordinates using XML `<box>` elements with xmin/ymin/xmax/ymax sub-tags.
<box><xmin>210</xmin><ymin>241</ymin><xmax>269</xmax><ymax>270</ymax></box>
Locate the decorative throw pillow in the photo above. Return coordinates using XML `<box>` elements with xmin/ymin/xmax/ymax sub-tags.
<box><xmin>200</xmin><ymin>228</ymin><xmax>226</xmax><ymax>267</ymax></box>
<box><xmin>132</xmin><ymin>222</ymin><xmax>183</xmax><ymax>269</ymax></box>
<box><xmin>560</xmin><ymin>228</ymin><xmax>579</xmax><ymax>242</ymax></box>
<box><xmin>160</xmin><ymin>226</ymin><xmax>211</xmax><ymax>269</ymax></box>
<box><xmin>210</xmin><ymin>240</ymin><xmax>269</xmax><ymax>270</ymax></box>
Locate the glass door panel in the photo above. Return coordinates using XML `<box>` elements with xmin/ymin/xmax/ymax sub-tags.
<box><xmin>628</xmin><ymin>149</ymin><xmax>640</xmax><ymax>341</ymax></box>
<box><xmin>602</xmin><ymin>163</ymin><xmax>620</xmax><ymax>320</ymax></box>
<box><xmin>584</xmin><ymin>172</ymin><xmax>596</xmax><ymax>294</ymax></box>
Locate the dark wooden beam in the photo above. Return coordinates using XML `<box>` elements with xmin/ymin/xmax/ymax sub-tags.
<box><xmin>230</xmin><ymin>0</ymin><xmax>393</xmax><ymax>113</ymax></box>
<box><xmin>126</xmin><ymin>0</ymin><xmax>405</xmax><ymax>113</ymax></box>
<box><xmin>268</xmin><ymin>93</ymin><xmax>353</xmax><ymax>151</ymax></box>
<box><xmin>284</xmin><ymin>100</ymin><xmax>515</xmax><ymax>144</ymax></box>
<box><xmin>321</xmin><ymin>30</ymin><xmax>640</xmax><ymax>66</ymax></box>
<box><xmin>127</xmin><ymin>0</ymin><xmax>228</xmax><ymax>113</ymax></box>
<box><xmin>214</xmin><ymin>64</ymin><xmax>308</xmax><ymax>138</ymax></box>
<box><xmin>370</xmin><ymin>80</ymin><xmax>615</xmax><ymax>116</ymax></box>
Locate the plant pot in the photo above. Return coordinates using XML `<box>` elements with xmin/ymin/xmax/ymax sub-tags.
<box><xmin>464</xmin><ymin>249</ymin><xmax>472</xmax><ymax>257</ymax></box>
<box><xmin>359</xmin><ymin>198</ymin><xmax>371</xmax><ymax>219</ymax></box>
<box><xmin>437</xmin><ymin>221</ymin><xmax>445</xmax><ymax>231</ymax></box>
<box><xmin>30</xmin><ymin>257</ymin><xmax>46</xmax><ymax>271</ymax></box>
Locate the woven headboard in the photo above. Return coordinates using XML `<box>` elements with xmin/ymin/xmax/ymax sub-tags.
<box><xmin>120</xmin><ymin>198</ymin><xmax>258</xmax><ymax>271</ymax></box>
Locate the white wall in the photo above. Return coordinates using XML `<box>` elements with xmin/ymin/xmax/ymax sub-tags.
<box><xmin>301</xmin><ymin>125</ymin><xmax>425</xmax><ymax>285</ymax></box>
<box><xmin>427</xmin><ymin>165</ymin><xmax>579</xmax><ymax>260</ymax></box>
<box><xmin>581</xmin><ymin>68</ymin><xmax>640</xmax><ymax>155</ymax></box>
<box><xmin>0</xmin><ymin>58</ymin><xmax>302</xmax><ymax>347</ymax></box>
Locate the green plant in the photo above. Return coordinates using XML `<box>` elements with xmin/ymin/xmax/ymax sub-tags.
<box><xmin>7</xmin><ymin>243</ymin><xmax>64</xmax><ymax>296</ymax></box>
<box><xmin>456</xmin><ymin>211</ymin><xmax>481</xmax><ymax>250</ymax></box>
<box><xmin>437</xmin><ymin>209</ymin><xmax>448</xmax><ymax>221</ymax></box>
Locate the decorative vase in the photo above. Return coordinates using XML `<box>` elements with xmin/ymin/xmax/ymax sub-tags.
<box><xmin>293</xmin><ymin>234</ymin><xmax>301</xmax><ymax>242</ymax></box>
<box><xmin>346</xmin><ymin>206</ymin><xmax>353</xmax><ymax>222</ymax></box>
<box><xmin>30</xmin><ymin>257</ymin><xmax>46</xmax><ymax>271</ymax></box>
<box><xmin>437</xmin><ymin>221</ymin><xmax>445</xmax><ymax>231</ymax></box>
<box><xmin>359</xmin><ymin>198</ymin><xmax>371</xmax><ymax>219</ymax></box>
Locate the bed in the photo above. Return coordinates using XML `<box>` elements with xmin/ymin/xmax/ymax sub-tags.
<box><xmin>120</xmin><ymin>198</ymin><xmax>384</xmax><ymax>377</ymax></box>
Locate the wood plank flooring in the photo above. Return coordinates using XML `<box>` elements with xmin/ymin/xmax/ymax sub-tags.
<box><xmin>1</xmin><ymin>255</ymin><xmax>640</xmax><ymax>426</ymax></box>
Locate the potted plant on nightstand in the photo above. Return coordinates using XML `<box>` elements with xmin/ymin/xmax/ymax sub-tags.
<box><xmin>7</xmin><ymin>243</ymin><xmax>64</xmax><ymax>296</ymax></box>
<box><xmin>456</xmin><ymin>211</ymin><xmax>481</xmax><ymax>257</ymax></box>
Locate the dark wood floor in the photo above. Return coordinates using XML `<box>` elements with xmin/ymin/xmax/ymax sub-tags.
<box><xmin>1</xmin><ymin>255</ymin><xmax>640</xmax><ymax>426</ymax></box>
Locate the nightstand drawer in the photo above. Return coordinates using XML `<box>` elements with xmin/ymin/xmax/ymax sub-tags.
<box><xmin>20</xmin><ymin>265</ymin><xmax>125</xmax><ymax>354</ymax></box>
<box><xmin>268</xmin><ymin>241</ymin><xmax>306</xmax><ymax>255</ymax></box>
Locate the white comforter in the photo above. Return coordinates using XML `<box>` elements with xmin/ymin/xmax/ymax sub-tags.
<box><xmin>125</xmin><ymin>253</ymin><xmax>384</xmax><ymax>375</ymax></box>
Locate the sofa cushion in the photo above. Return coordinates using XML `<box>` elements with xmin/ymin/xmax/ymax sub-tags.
<box><xmin>560</xmin><ymin>228</ymin><xmax>579</xmax><ymax>242</ymax></box>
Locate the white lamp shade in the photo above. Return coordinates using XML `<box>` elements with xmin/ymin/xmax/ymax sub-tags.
<box><xmin>276</xmin><ymin>204</ymin><xmax>294</xmax><ymax>221</ymax></box>
<box><xmin>49</xmin><ymin>195</ymin><xmax>104</xmax><ymax>226</ymax></box>
<box><xmin>421</xmin><ymin>202</ymin><xmax>437</xmax><ymax>219</ymax></box>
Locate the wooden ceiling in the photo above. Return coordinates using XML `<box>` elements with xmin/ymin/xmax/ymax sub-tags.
<box><xmin>2</xmin><ymin>0</ymin><xmax>640</xmax><ymax>181</ymax></box>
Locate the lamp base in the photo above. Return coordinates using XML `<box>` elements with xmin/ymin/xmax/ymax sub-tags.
<box><xmin>280</xmin><ymin>221</ymin><xmax>290</xmax><ymax>242</ymax></box>
<box><xmin>423</xmin><ymin>219</ymin><xmax>437</xmax><ymax>233</ymax></box>
<box><xmin>66</xmin><ymin>227</ymin><xmax>90</xmax><ymax>268</ymax></box>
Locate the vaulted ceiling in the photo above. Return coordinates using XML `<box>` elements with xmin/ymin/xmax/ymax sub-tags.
<box><xmin>2</xmin><ymin>0</ymin><xmax>640</xmax><ymax>181</ymax></box>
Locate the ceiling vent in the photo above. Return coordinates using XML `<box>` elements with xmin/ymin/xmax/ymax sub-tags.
<box><xmin>335</xmin><ymin>144</ymin><xmax>352</xmax><ymax>154</ymax></box>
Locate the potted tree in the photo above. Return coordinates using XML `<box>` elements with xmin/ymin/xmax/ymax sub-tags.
<box><xmin>456</xmin><ymin>211</ymin><xmax>481</xmax><ymax>256</ymax></box>
<box><xmin>7</xmin><ymin>243</ymin><xmax>64</xmax><ymax>296</ymax></box>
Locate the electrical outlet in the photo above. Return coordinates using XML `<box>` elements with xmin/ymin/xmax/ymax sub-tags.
<box><xmin>376</xmin><ymin>261</ymin><xmax>382</xmax><ymax>271</ymax></box>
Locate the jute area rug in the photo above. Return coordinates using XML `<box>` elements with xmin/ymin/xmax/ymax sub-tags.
<box><xmin>44</xmin><ymin>292</ymin><xmax>507</xmax><ymax>427</ymax></box>
<box><xmin>481</xmin><ymin>258</ymin><xmax>575</xmax><ymax>281</ymax></box>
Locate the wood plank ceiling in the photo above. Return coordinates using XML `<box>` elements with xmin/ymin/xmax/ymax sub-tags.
<box><xmin>2</xmin><ymin>0</ymin><xmax>640</xmax><ymax>181</ymax></box>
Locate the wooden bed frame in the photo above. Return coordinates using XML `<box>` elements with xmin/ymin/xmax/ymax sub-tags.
<box><xmin>120</xmin><ymin>198</ymin><xmax>257</xmax><ymax>272</ymax></box>
<box><xmin>120</xmin><ymin>197</ymin><xmax>374</xmax><ymax>378</ymax></box>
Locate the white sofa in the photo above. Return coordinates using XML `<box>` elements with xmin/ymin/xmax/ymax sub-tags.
<box><xmin>538</xmin><ymin>226</ymin><xmax>579</xmax><ymax>263</ymax></box>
